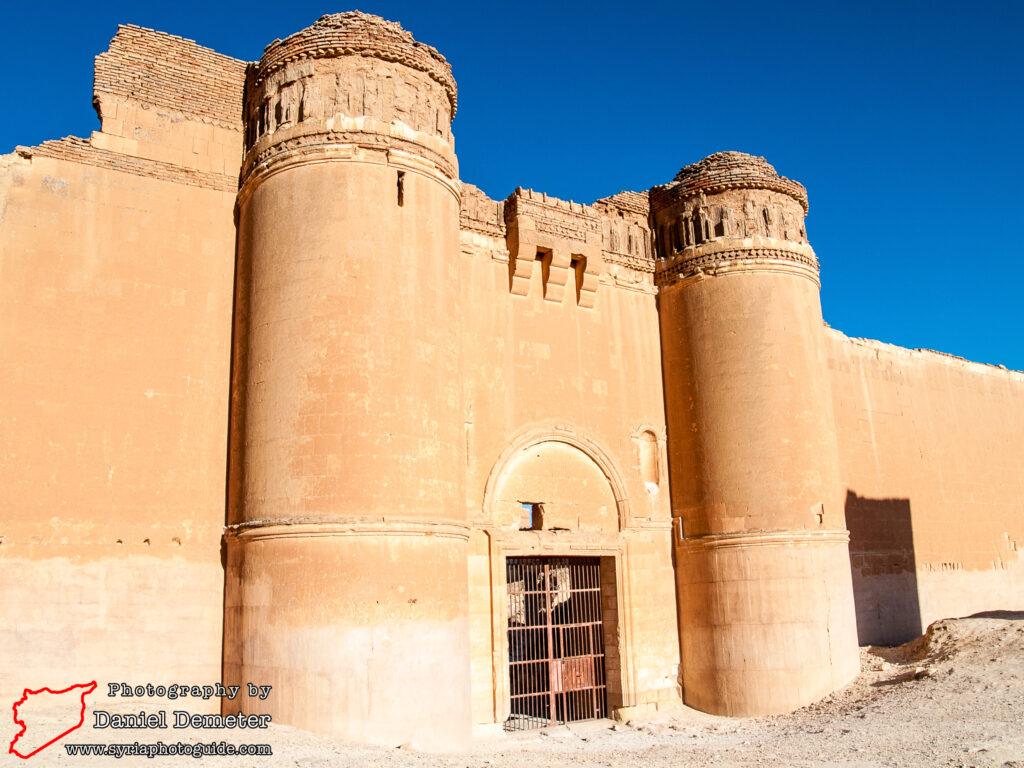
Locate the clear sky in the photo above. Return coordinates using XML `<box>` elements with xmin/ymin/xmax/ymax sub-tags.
<box><xmin>4</xmin><ymin>0</ymin><xmax>1022</xmax><ymax>369</ymax></box>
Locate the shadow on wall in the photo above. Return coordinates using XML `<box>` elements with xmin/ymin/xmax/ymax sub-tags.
<box><xmin>846</xmin><ymin>491</ymin><xmax>922</xmax><ymax>646</ymax></box>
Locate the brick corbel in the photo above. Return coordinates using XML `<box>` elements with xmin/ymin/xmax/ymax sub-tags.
<box><xmin>505</xmin><ymin>213</ymin><xmax>536</xmax><ymax>296</ymax></box>
<box><xmin>542</xmin><ymin>247</ymin><xmax>572</xmax><ymax>303</ymax></box>
<box><xmin>576</xmin><ymin>232</ymin><xmax>603</xmax><ymax>309</ymax></box>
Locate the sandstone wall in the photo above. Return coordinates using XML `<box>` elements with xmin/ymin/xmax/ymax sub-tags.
<box><xmin>8</xmin><ymin>11</ymin><xmax>1019</xmax><ymax>739</ymax></box>
<box><xmin>827</xmin><ymin>330</ymin><xmax>1024</xmax><ymax>644</ymax></box>
<box><xmin>0</xmin><ymin>26</ymin><xmax>243</xmax><ymax>700</ymax></box>
<box><xmin>459</xmin><ymin>185</ymin><xmax>681</xmax><ymax>729</ymax></box>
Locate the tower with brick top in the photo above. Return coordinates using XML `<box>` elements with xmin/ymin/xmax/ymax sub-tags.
<box><xmin>224</xmin><ymin>13</ymin><xmax>469</xmax><ymax>748</ymax></box>
<box><xmin>651</xmin><ymin>152</ymin><xmax>860</xmax><ymax>715</ymax></box>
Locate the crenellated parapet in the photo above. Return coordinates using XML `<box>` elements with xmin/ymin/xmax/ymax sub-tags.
<box><xmin>239</xmin><ymin>12</ymin><xmax>458</xmax><ymax>193</ymax></box>
<box><xmin>650</xmin><ymin>152</ymin><xmax>817</xmax><ymax>285</ymax></box>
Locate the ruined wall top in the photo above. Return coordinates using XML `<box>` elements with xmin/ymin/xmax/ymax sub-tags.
<box><xmin>591</xmin><ymin>190</ymin><xmax>650</xmax><ymax>220</ymax></box>
<box><xmin>94</xmin><ymin>25</ymin><xmax>247</xmax><ymax>129</ymax></box>
<box><xmin>667</xmin><ymin>152</ymin><xmax>808</xmax><ymax>213</ymax></box>
<box><xmin>257</xmin><ymin>12</ymin><xmax>457</xmax><ymax>115</ymax></box>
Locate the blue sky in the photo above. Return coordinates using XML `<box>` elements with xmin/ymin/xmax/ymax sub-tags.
<box><xmin>4</xmin><ymin>0</ymin><xmax>1022</xmax><ymax>368</ymax></box>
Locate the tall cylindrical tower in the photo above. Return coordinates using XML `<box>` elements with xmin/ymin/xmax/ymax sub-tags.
<box><xmin>653</xmin><ymin>152</ymin><xmax>859</xmax><ymax>716</ymax></box>
<box><xmin>224</xmin><ymin>13</ymin><xmax>468</xmax><ymax>747</ymax></box>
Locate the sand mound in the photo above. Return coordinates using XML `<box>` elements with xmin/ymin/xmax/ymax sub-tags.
<box><xmin>888</xmin><ymin>612</ymin><xmax>1024</xmax><ymax>666</ymax></box>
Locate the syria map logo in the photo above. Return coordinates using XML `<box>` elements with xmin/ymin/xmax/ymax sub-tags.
<box><xmin>8</xmin><ymin>681</ymin><xmax>97</xmax><ymax>759</ymax></box>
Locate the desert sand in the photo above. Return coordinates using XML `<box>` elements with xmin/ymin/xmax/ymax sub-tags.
<box><xmin>6</xmin><ymin>614</ymin><xmax>1022</xmax><ymax>767</ymax></box>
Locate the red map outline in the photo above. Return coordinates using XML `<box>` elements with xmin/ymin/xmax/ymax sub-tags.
<box><xmin>8</xmin><ymin>681</ymin><xmax>97</xmax><ymax>759</ymax></box>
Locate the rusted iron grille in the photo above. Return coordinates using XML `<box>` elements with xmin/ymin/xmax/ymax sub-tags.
<box><xmin>505</xmin><ymin>557</ymin><xmax>608</xmax><ymax>731</ymax></box>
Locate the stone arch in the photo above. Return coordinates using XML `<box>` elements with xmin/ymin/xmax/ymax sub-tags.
<box><xmin>482</xmin><ymin>423</ymin><xmax>632</xmax><ymax>531</ymax></box>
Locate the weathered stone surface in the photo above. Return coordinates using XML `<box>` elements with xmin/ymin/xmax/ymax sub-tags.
<box><xmin>0</xmin><ymin>10</ymin><xmax>1021</xmax><ymax>752</ymax></box>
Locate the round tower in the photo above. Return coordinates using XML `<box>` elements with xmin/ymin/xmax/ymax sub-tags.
<box><xmin>224</xmin><ymin>13</ymin><xmax>468</xmax><ymax>747</ymax></box>
<box><xmin>652</xmin><ymin>152</ymin><xmax>859</xmax><ymax>716</ymax></box>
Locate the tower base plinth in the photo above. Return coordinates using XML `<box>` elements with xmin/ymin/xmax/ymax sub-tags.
<box><xmin>675</xmin><ymin>528</ymin><xmax>859</xmax><ymax>716</ymax></box>
<box><xmin>224</xmin><ymin>522</ymin><xmax>471</xmax><ymax>749</ymax></box>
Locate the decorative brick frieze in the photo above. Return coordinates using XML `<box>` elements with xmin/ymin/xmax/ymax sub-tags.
<box><xmin>255</xmin><ymin>13</ymin><xmax>456</xmax><ymax>115</ymax></box>
<box><xmin>240</xmin><ymin>13</ymin><xmax>457</xmax><ymax>189</ymax></box>
<box><xmin>651</xmin><ymin>152</ymin><xmax>816</xmax><ymax>285</ymax></box>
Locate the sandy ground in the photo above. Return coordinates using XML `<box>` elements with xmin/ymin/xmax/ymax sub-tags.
<box><xmin>7</xmin><ymin>613</ymin><xmax>1023</xmax><ymax>767</ymax></box>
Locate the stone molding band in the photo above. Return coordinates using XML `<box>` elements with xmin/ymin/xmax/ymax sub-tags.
<box><xmin>675</xmin><ymin>527</ymin><xmax>850</xmax><ymax>553</ymax></box>
<box><xmin>605</xmin><ymin>251</ymin><xmax>656</xmax><ymax>274</ymax></box>
<box><xmin>236</xmin><ymin>140</ymin><xmax>460</xmax><ymax>210</ymax></box>
<box><xmin>242</xmin><ymin>112</ymin><xmax>455</xmax><ymax>181</ymax></box>
<box><xmin>656</xmin><ymin>251</ymin><xmax>821</xmax><ymax>287</ymax></box>
<box><xmin>225</xmin><ymin>517</ymin><xmax>471</xmax><ymax>543</ymax></box>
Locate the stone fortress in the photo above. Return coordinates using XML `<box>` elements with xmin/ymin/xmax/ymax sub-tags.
<box><xmin>1</xmin><ymin>11</ymin><xmax>1022</xmax><ymax>750</ymax></box>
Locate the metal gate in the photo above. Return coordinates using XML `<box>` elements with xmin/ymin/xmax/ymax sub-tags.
<box><xmin>505</xmin><ymin>557</ymin><xmax>608</xmax><ymax>731</ymax></box>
